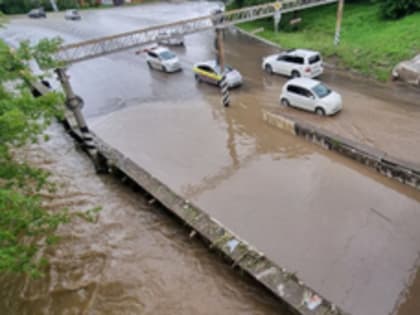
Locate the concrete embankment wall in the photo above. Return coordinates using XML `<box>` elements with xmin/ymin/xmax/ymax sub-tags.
<box><xmin>263</xmin><ymin>110</ymin><xmax>420</xmax><ymax>190</ymax></box>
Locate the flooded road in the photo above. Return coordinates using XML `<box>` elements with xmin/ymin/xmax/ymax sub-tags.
<box><xmin>0</xmin><ymin>124</ymin><xmax>290</xmax><ymax>315</ymax></box>
<box><xmin>1</xmin><ymin>2</ymin><xmax>420</xmax><ymax>315</ymax></box>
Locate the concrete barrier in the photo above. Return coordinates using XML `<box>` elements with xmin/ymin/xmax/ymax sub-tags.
<box><xmin>263</xmin><ymin>110</ymin><xmax>420</xmax><ymax>190</ymax></box>
<box><xmin>262</xmin><ymin>110</ymin><xmax>296</xmax><ymax>135</ymax></box>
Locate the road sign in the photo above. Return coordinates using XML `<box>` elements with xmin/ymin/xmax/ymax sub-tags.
<box><xmin>273</xmin><ymin>2</ymin><xmax>282</xmax><ymax>10</ymax></box>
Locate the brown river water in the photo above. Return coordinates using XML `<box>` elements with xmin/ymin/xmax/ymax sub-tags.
<box><xmin>0</xmin><ymin>124</ymin><xmax>290</xmax><ymax>315</ymax></box>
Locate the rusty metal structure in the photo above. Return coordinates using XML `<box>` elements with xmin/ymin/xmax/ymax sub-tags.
<box><xmin>55</xmin><ymin>0</ymin><xmax>338</xmax><ymax>64</ymax></box>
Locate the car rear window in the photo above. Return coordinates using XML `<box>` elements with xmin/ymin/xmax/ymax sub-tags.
<box><xmin>309</xmin><ymin>54</ymin><xmax>321</xmax><ymax>64</ymax></box>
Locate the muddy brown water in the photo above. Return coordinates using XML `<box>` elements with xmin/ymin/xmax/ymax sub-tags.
<box><xmin>0</xmin><ymin>124</ymin><xmax>291</xmax><ymax>315</ymax></box>
<box><xmin>396</xmin><ymin>267</ymin><xmax>420</xmax><ymax>315</ymax></box>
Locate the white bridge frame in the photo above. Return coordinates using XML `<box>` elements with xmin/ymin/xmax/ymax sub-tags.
<box><xmin>56</xmin><ymin>0</ymin><xmax>338</xmax><ymax>64</ymax></box>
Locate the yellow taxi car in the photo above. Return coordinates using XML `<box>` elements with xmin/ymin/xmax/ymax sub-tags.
<box><xmin>193</xmin><ymin>60</ymin><xmax>243</xmax><ymax>88</ymax></box>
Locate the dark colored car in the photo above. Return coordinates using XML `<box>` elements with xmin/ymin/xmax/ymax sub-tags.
<box><xmin>65</xmin><ymin>9</ymin><xmax>81</xmax><ymax>21</ymax></box>
<box><xmin>28</xmin><ymin>8</ymin><xmax>46</xmax><ymax>18</ymax></box>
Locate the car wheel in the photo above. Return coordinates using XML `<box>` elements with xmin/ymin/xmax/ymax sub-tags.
<box><xmin>281</xmin><ymin>98</ymin><xmax>290</xmax><ymax>107</ymax></box>
<box><xmin>147</xmin><ymin>61</ymin><xmax>152</xmax><ymax>69</ymax></box>
<box><xmin>315</xmin><ymin>107</ymin><xmax>325</xmax><ymax>116</ymax></box>
<box><xmin>162</xmin><ymin>65</ymin><xmax>167</xmax><ymax>72</ymax></box>
<box><xmin>195</xmin><ymin>74</ymin><xmax>202</xmax><ymax>83</ymax></box>
<box><xmin>291</xmin><ymin>70</ymin><xmax>300</xmax><ymax>78</ymax></box>
<box><xmin>265</xmin><ymin>64</ymin><xmax>273</xmax><ymax>75</ymax></box>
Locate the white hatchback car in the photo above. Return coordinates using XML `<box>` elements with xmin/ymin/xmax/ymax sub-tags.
<box><xmin>65</xmin><ymin>9</ymin><xmax>81</xmax><ymax>20</ymax></box>
<box><xmin>280</xmin><ymin>78</ymin><xmax>342</xmax><ymax>116</ymax></box>
<box><xmin>157</xmin><ymin>31</ymin><xmax>185</xmax><ymax>46</ymax></box>
<box><xmin>262</xmin><ymin>49</ymin><xmax>323</xmax><ymax>78</ymax></box>
<box><xmin>146</xmin><ymin>47</ymin><xmax>181</xmax><ymax>73</ymax></box>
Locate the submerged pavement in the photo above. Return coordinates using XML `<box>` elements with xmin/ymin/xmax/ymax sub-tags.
<box><xmin>1</xmin><ymin>2</ymin><xmax>420</xmax><ymax>315</ymax></box>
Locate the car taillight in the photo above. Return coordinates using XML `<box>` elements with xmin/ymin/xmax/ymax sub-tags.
<box><xmin>305</xmin><ymin>67</ymin><xmax>311</xmax><ymax>73</ymax></box>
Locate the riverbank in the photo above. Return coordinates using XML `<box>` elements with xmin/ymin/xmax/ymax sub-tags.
<box><xmin>237</xmin><ymin>2</ymin><xmax>420</xmax><ymax>81</ymax></box>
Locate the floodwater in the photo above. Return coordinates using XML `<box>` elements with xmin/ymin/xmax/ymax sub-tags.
<box><xmin>1</xmin><ymin>2</ymin><xmax>420</xmax><ymax>315</ymax></box>
<box><xmin>0</xmin><ymin>124</ymin><xmax>290</xmax><ymax>315</ymax></box>
<box><xmin>396</xmin><ymin>267</ymin><xmax>420</xmax><ymax>315</ymax></box>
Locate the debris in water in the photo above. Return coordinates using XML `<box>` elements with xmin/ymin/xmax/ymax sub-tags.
<box><xmin>302</xmin><ymin>290</ymin><xmax>322</xmax><ymax>311</ymax></box>
<box><xmin>277</xmin><ymin>284</ymin><xmax>285</xmax><ymax>297</ymax></box>
<box><xmin>226</xmin><ymin>239</ymin><xmax>239</xmax><ymax>252</ymax></box>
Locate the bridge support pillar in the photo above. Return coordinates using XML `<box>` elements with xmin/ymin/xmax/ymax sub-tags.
<box><xmin>215</xmin><ymin>27</ymin><xmax>230</xmax><ymax>107</ymax></box>
<box><xmin>55</xmin><ymin>67</ymin><xmax>107</xmax><ymax>173</ymax></box>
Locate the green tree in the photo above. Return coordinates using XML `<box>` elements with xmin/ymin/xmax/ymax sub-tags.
<box><xmin>0</xmin><ymin>35</ymin><xmax>71</xmax><ymax>277</ymax></box>
<box><xmin>379</xmin><ymin>0</ymin><xmax>420</xmax><ymax>19</ymax></box>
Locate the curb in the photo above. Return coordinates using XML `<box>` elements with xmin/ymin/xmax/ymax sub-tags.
<box><xmin>263</xmin><ymin>110</ymin><xmax>420</xmax><ymax>190</ymax></box>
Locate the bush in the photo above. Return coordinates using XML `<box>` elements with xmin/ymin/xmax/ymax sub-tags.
<box><xmin>379</xmin><ymin>0</ymin><xmax>420</xmax><ymax>19</ymax></box>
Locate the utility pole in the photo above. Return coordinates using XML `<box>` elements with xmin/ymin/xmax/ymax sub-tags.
<box><xmin>212</xmin><ymin>8</ymin><xmax>230</xmax><ymax>108</ymax></box>
<box><xmin>49</xmin><ymin>0</ymin><xmax>59</xmax><ymax>12</ymax></box>
<box><xmin>216</xmin><ymin>27</ymin><xmax>229</xmax><ymax>107</ymax></box>
<box><xmin>334</xmin><ymin>0</ymin><xmax>344</xmax><ymax>46</ymax></box>
<box><xmin>273</xmin><ymin>1</ymin><xmax>282</xmax><ymax>33</ymax></box>
<box><xmin>54</xmin><ymin>68</ymin><xmax>108</xmax><ymax>172</ymax></box>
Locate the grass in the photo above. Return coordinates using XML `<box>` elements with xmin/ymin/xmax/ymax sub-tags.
<box><xmin>238</xmin><ymin>3</ymin><xmax>420</xmax><ymax>81</ymax></box>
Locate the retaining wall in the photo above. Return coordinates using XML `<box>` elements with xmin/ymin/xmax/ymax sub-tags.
<box><xmin>263</xmin><ymin>110</ymin><xmax>420</xmax><ymax>190</ymax></box>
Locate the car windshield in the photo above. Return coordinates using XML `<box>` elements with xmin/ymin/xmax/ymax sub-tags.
<box><xmin>159</xmin><ymin>51</ymin><xmax>176</xmax><ymax>60</ymax></box>
<box><xmin>312</xmin><ymin>83</ymin><xmax>331</xmax><ymax>98</ymax></box>
<box><xmin>214</xmin><ymin>65</ymin><xmax>233</xmax><ymax>74</ymax></box>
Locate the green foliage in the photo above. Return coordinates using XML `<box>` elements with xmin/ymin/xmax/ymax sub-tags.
<box><xmin>0</xmin><ymin>190</ymin><xmax>69</xmax><ymax>277</ymax></box>
<box><xmin>239</xmin><ymin>2</ymin><xmax>420</xmax><ymax>81</ymax></box>
<box><xmin>0</xmin><ymin>0</ymin><xmax>51</xmax><ymax>14</ymax></box>
<box><xmin>0</xmin><ymin>37</ymin><xmax>68</xmax><ymax>277</ymax></box>
<box><xmin>379</xmin><ymin>0</ymin><xmax>420</xmax><ymax>19</ymax></box>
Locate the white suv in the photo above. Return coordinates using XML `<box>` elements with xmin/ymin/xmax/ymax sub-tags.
<box><xmin>145</xmin><ymin>47</ymin><xmax>181</xmax><ymax>73</ymax></box>
<box><xmin>262</xmin><ymin>49</ymin><xmax>323</xmax><ymax>78</ymax></box>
